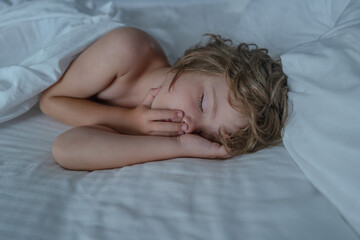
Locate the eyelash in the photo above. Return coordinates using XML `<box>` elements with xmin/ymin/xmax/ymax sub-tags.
<box><xmin>198</xmin><ymin>93</ymin><xmax>204</xmax><ymax>113</ymax></box>
<box><xmin>196</xmin><ymin>93</ymin><xmax>204</xmax><ymax>135</ymax></box>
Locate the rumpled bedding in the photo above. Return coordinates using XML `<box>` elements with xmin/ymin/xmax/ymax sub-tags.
<box><xmin>282</xmin><ymin>1</ymin><xmax>360</xmax><ymax>235</ymax></box>
<box><xmin>0</xmin><ymin>1</ymin><xmax>123</xmax><ymax>124</ymax></box>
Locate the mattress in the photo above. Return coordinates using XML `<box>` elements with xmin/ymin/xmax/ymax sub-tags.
<box><xmin>0</xmin><ymin>104</ymin><xmax>357</xmax><ymax>240</ymax></box>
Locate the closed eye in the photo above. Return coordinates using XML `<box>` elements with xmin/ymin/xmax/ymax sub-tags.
<box><xmin>198</xmin><ymin>93</ymin><xmax>204</xmax><ymax>113</ymax></box>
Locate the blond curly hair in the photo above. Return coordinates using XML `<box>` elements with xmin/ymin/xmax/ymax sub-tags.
<box><xmin>170</xmin><ymin>34</ymin><xmax>288</xmax><ymax>155</ymax></box>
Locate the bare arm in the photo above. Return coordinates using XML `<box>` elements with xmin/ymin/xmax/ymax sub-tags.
<box><xmin>53</xmin><ymin>125</ymin><xmax>181</xmax><ymax>170</ymax></box>
<box><xmin>53</xmin><ymin>125</ymin><xmax>231</xmax><ymax>171</ymax></box>
<box><xmin>40</xmin><ymin>27</ymin><xmax>136</xmax><ymax>128</ymax></box>
<box><xmin>39</xmin><ymin>27</ymin><xmax>181</xmax><ymax>135</ymax></box>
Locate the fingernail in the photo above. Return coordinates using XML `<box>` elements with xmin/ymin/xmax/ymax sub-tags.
<box><xmin>177</xmin><ymin>112</ymin><xmax>183</xmax><ymax>118</ymax></box>
<box><xmin>178</xmin><ymin>131</ymin><xmax>184</xmax><ymax>135</ymax></box>
<box><xmin>181</xmin><ymin>124</ymin><xmax>187</xmax><ymax>131</ymax></box>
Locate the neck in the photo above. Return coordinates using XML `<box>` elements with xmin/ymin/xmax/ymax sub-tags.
<box><xmin>128</xmin><ymin>66</ymin><xmax>174</xmax><ymax>106</ymax></box>
<box><xmin>151</xmin><ymin>66</ymin><xmax>175</xmax><ymax>88</ymax></box>
<box><xmin>137</xmin><ymin>66</ymin><xmax>175</xmax><ymax>92</ymax></box>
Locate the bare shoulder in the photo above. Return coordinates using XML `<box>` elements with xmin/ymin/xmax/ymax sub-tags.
<box><xmin>104</xmin><ymin>27</ymin><xmax>169</xmax><ymax>75</ymax></box>
<box><xmin>40</xmin><ymin>27</ymin><xmax>169</xmax><ymax>102</ymax></box>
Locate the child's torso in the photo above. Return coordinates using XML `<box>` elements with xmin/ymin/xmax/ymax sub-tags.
<box><xmin>93</xmin><ymin>38</ymin><xmax>170</xmax><ymax>108</ymax></box>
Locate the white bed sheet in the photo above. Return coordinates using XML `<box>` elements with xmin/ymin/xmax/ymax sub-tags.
<box><xmin>0</xmin><ymin>105</ymin><xmax>358</xmax><ymax>240</ymax></box>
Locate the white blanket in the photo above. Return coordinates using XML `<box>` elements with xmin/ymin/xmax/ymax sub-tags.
<box><xmin>0</xmin><ymin>1</ymin><xmax>122</xmax><ymax>123</ymax></box>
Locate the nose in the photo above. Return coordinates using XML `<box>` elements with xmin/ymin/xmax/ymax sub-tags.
<box><xmin>182</xmin><ymin>114</ymin><xmax>196</xmax><ymax>134</ymax></box>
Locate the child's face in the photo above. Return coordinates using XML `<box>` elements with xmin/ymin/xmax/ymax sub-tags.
<box><xmin>151</xmin><ymin>72</ymin><xmax>248</xmax><ymax>142</ymax></box>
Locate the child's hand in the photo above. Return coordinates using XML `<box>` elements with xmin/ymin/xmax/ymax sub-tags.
<box><xmin>128</xmin><ymin>87</ymin><xmax>187</xmax><ymax>136</ymax></box>
<box><xmin>177</xmin><ymin>134</ymin><xmax>232</xmax><ymax>159</ymax></box>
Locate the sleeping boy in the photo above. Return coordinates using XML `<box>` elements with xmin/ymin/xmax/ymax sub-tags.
<box><xmin>39</xmin><ymin>27</ymin><xmax>288</xmax><ymax>170</ymax></box>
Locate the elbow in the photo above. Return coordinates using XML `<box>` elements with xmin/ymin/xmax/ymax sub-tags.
<box><xmin>39</xmin><ymin>92</ymin><xmax>51</xmax><ymax>115</ymax></box>
<box><xmin>52</xmin><ymin>134</ymin><xmax>74</xmax><ymax>170</ymax></box>
<box><xmin>39</xmin><ymin>88</ymin><xmax>58</xmax><ymax>116</ymax></box>
<box><xmin>52</xmin><ymin>127</ymin><xmax>95</xmax><ymax>171</ymax></box>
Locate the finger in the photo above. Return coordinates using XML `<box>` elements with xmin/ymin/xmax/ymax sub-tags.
<box><xmin>149</xmin><ymin>109</ymin><xmax>183</xmax><ymax>121</ymax></box>
<box><xmin>149</xmin><ymin>131</ymin><xmax>184</xmax><ymax>137</ymax></box>
<box><xmin>168</xmin><ymin>117</ymin><xmax>183</xmax><ymax>123</ymax></box>
<box><xmin>142</xmin><ymin>87</ymin><xmax>162</xmax><ymax>108</ymax></box>
<box><xmin>150</xmin><ymin>121</ymin><xmax>188</xmax><ymax>133</ymax></box>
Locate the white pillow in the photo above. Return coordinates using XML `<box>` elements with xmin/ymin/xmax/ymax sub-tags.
<box><xmin>282</xmin><ymin>0</ymin><xmax>360</xmax><ymax>235</ymax></box>
<box><xmin>235</xmin><ymin>0</ymin><xmax>350</xmax><ymax>56</ymax></box>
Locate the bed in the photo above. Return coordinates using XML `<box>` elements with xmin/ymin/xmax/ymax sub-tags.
<box><xmin>0</xmin><ymin>0</ymin><xmax>359</xmax><ymax>239</ymax></box>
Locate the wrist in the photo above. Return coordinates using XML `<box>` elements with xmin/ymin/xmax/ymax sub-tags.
<box><xmin>114</xmin><ymin>107</ymin><xmax>136</xmax><ymax>134</ymax></box>
<box><xmin>175</xmin><ymin>135</ymin><xmax>193</xmax><ymax>158</ymax></box>
<box><xmin>94</xmin><ymin>106</ymin><xmax>132</xmax><ymax>133</ymax></box>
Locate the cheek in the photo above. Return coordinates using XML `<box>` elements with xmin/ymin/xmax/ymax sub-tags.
<box><xmin>168</xmin><ymin>95</ymin><xmax>187</xmax><ymax>111</ymax></box>
<box><xmin>150</xmin><ymin>91</ymin><xmax>165</xmax><ymax>109</ymax></box>
<box><xmin>152</xmin><ymin>89</ymin><xmax>192</xmax><ymax>115</ymax></box>
<box><xmin>152</xmin><ymin>91</ymin><xmax>178</xmax><ymax>109</ymax></box>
